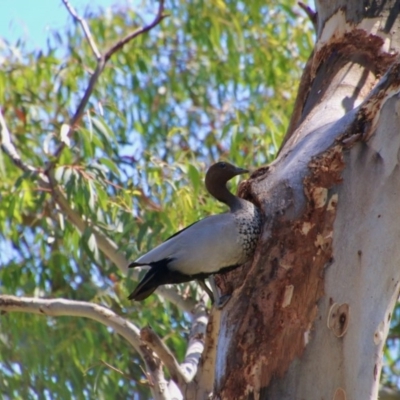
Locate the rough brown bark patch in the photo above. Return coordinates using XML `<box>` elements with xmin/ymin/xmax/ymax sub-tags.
<box><xmin>215</xmin><ymin>146</ymin><xmax>345</xmax><ymax>399</ymax></box>
<box><xmin>282</xmin><ymin>29</ymin><xmax>396</xmax><ymax>148</ymax></box>
<box><xmin>314</xmin><ymin>30</ymin><xmax>395</xmax><ymax>78</ymax></box>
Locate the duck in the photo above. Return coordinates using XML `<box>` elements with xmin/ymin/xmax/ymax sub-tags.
<box><xmin>128</xmin><ymin>161</ymin><xmax>262</xmax><ymax>302</ymax></box>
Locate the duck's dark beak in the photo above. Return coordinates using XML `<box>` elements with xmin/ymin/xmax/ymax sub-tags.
<box><xmin>234</xmin><ymin>167</ymin><xmax>249</xmax><ymax>176</ymax></box>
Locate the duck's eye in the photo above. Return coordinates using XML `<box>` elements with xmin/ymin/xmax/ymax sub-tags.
<box><xmin>219</xmin><ymin>162</ymin><xmax>226</xmax><ymax>168</ymax></box>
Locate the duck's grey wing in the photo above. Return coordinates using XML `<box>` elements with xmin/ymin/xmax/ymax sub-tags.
<box><xmin>132</xmin><ymin>214</ymin><xmax>243</xmax><ymax>275</ymax></box>
<box><xmin>129</xmin><ymin>217</ymin><xmax>212</xmax><ymax>269</ymax></box>
<box><xmin>165</xmin><ymin>219</ymin><xmax>203</xmax><ymax>241</ymax></box>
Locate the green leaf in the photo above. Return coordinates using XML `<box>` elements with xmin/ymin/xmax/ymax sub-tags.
<box><xmin>98</xmin><ymin>157</ymin><xmax>119</xmax><ymax>175</ymax></box>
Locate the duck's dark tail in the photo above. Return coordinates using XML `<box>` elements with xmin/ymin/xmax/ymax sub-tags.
<box><xmin>128</xmin><ymin>268</ymin><xmax>160</xmax><ymax>301</ymax></box>
<box><xmin>128</xmin><ymin>258</ymin><xmax>174</xmax><ymax>301</ymax></box>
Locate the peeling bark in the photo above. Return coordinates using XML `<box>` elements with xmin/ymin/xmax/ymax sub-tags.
<box><xmin>212</xmin><ymin>1</ymin><xmax>400</xmax><ymax>399</ymax></box>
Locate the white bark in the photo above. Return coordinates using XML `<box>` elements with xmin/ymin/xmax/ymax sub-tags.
<box><xmin>213</xmin><ymin>1</ymin><xmax>400</xmax><ymax>398</ymax></box>
<box><xmin>267</xmin><ymin>84</ymin><xmax>400</xmax><ymax>400</ymax></box>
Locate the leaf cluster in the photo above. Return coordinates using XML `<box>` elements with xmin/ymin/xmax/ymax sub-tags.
<box><xmin>0</xmin><ymin>0</ymin><xmax>313</xmax><ymax>397</ymax></box>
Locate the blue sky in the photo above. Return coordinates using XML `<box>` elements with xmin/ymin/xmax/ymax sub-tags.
<box><xmin>0</xmin><ymin>0</ymin><xmax>118</xmax><ymax>49</ymax></box>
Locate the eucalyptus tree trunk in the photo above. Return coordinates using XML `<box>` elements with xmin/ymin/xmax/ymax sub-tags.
<box><xmin>213</xmin><ymin>1</ymin><xmax>400</xmax><ymax>398</ymax></box>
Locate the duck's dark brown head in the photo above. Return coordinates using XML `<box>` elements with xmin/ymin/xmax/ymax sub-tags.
<box><xmin>205</xmin><ymin>161</ymin><xmax>248</xmax><ymax>208</ymax></box>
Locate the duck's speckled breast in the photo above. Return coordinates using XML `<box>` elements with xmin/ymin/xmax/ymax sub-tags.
<box><xmin>234</xmin><ymin>201</ymin><xmax>262</xmax><ymax>263</ymax></box>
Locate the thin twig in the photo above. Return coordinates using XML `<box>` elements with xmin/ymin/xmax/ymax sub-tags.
<box><xmin>0</xmin><ymin>109</ymin><xmax>39</xmax><ymax>174</ymax></box>
<box><xmin>104</xmin><ymin>0</ymin><xmax>166</xmax><ymax>62</ymax></box>
<box><xmin>0</xmin><ymin>1</ymin><xmax>191</xmax><ymax>312</ymax></box>
<box><xmin>1</xmin><ymin>101</ymin><xmax>194</xmax><ymax>313</ymax></box>
<box><xmin>45</xmin><ymin>171</ymin><xmax>196</xmax><ymax>312</ymax></box>
<box><xmin>100</xmin><ymin>360</ymin><xmax>131</xmax><ymax>378</ymax></box>
<box><xmin>298</xmin><ymin>2</ymin><xmax>317</xmax><ymax>29</ymax></box>
<box><xmin>48</xmin><ymin>0</ymin><xmax>166</xmax><ymax>169</ymax></box>
<box><xmin>0</xmin><ymin>118</ymin><xmax>193</xmax><ymax>312</ymax></box>
<box><xmin>49</xmin><ymin>63</ymin><xmax>103</xmax><ymax>163</ymax></box>
<box><xmin>62</xmin><ymin>0</ymin><xmax>101</xmax><ymax>59</ymax></box>
<box><xmin>141</xmin><ymin>326</ymin><xmax>190</xmax><ymax>391</ymax></box>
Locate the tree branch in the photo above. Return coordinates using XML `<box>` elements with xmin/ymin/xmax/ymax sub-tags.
<box><xmin>62</xmin><ymin>0</ymin><xmax>101</xmax><ymax>59</ymax></box>
<box><xmin>47</xmin><ymin>172</ymin><xmax>128</xmax><ymax>268</ymax></box>
<box><xmin>180</xmin><ymin>300</ymin><xmax>208</xmax><ymax>381</ymax></box>
<box><xmin>0</xmin><ymin>107</ymin><xmax>195</xmax><ymax>314</ymax></box>
<box><xmin>194</xmin><ymin>307</ymin><xmax>222</xmax><ymax>397</ymax></box>
<box><xmin>298</xmin><ymin>2</ymin><xmax>317</xmax><ymax>29</ymax></box>
<box><xmin>0</xmin><ymin>109</ymin><xmax>39</xmax><ymax>174</ymax></box>
<box><xmin>140</xmin><ymin>301</ymin><xmax>208</xmax><ymax>398</ymax></box>
<box><xmin>0</xmin><ymin>295</ymin><xmax>141</xmax><ymax>349</ymax></box>
<box><xmin>0</xmin><ymin>295</ymin><xmax>172</xmax><ymax>399</ymax></box>
<box><xmin>0</xmin><ymin>1</ymin><xmax>193</xmax><ymax>313</ymax></box>
<box><xmin>48</xmin><ymin>0</ymin><xmax>166</xmax><ymax>167</ymax></box>
<box><xmin>46</xmin><ymin>172</ymin><xmax>196</xmax><ymax>312</ymax></box>
<box><xmin>141</xmin><ymin>326</ymin><xmax>190</xmax><ymax>392</ymax></box>
<box><xmin>140</xmin><ymin>344</ymin><xmax>171</xmax><ymax>400</ymax></box>
<box><xmin>104</xmin><ymin>0</ymin><xmax>166</xmax><ymax>62</ymax></box>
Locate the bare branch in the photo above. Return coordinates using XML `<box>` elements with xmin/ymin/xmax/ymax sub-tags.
<box><xmin>0</xmin><ymin>106</ymin><xmax>194</xmax><ymax>313</ymax></box>
<box><xmin>140</xmin><ymin>300</ymin><xmax>209</xmax><ymax>398</ymax></box>
<box><xmin>104</xmin><ymin>0</ymin><xmax>166</xmax><ymax>62</ymax></box>
<box><xmin>0</xmin><ymin>295</ymin><xmax>141</xmax><ymax>350</ymax></box>
<box><xmin>194</xmin><ymin>307</ymin><xmax>222</xmax><ymax>396</ymax></box>
<box><xmin>0</xmin><ymin>1</ymin><xmax>190</xmax><ymax>312</ymax></box>
<box><xmin>298</xmin><ymin>2</ymin><xmax>317</xmax><ymax>29</ymax></box>
<box><xmin>167</xmin><ymin>381</ymin><xmax>184</xmax><ymax>400</ymax></box>
<box><xmin>99</xmin><ymin>360</ymin><xmax>131</xmax><ymax>378</ymax></box>
<box><xmin>46</xmin><ymin>172</ymin><xmax>196</xmax><ymax>312</ymax></box>
<box><xmin>47</xmin><ymin>173</ymin><xmax>128</xmax><ymax>269</ymax></box>
<box><xmin>156</xmin><ymin>285</ymin><xmax>197</xmax><ymax>314</ymax></box>
<box><xmin>0</xmin><ymin>295</ymin><xmax>172</xmax><ymax>400</ymax></box>
<box><xmin>141</xmin><ymin>326</ymin><xmax>190</xmax><ymax>391</ymax></box>
<box><xmin>140</xmin><ymin>344</ymin><xmax>171</xmax><ymax>400</ymax></box>
<box><xmin>0</xmin><ymin>109</ymin><xmax>39</xmax><ymax>174</ymax></box>
<box><xmin>49</xmin><ymin>63</ymin><xmax>103</xmax><ymax>163</ymax></box>
<box><xmin>180</xmin><ymin>301</ymin><xmax>208</xmax><ymax>381</ymax></box>
<box><xmin>62</xmin><ymin>0</ymin><xmax>101</xmax><ymax>59</ymax></box>
<box><xmin>49</xmin><ymin>0</ymin><xmax>166</xmax><ymax>168</ymax></box>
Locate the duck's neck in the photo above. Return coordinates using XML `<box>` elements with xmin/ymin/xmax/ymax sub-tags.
<box><xmin>209</xmin><ymin>183</ymin><xmax>244</xmax><ymax>211</ymax></box>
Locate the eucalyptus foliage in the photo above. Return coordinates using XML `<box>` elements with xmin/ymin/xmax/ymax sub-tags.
<box><xmin>0</xmin><ymin>0</ymin><xmax>319</xmax><ymax>398</ymax></box>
